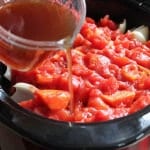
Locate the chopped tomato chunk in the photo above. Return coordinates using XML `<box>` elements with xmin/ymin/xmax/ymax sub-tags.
<box><xmin>101</xmin><ymin>90</ymin><xmax>136</xmax><ymax>107</ymax></box>
<box><xmin>34</xmin><ymin>90</ymin><xmax>71</xmax><ymax>110</ymax></box>
<box><xmin>129</xmin><ymin>93</ymin><xmax>150</xmax><ymax>114</ymax></box>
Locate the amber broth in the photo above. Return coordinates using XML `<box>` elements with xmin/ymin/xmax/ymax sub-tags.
<box><xmin>0</xmin><ymin>0</ymin><xmax>76</xmax><ymax>112</ymax></box>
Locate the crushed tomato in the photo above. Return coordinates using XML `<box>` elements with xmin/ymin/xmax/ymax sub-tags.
<box><xmin>11</xmin><ymin>15</ymin><xmax>150</xmax><ymax>123</ymax></box>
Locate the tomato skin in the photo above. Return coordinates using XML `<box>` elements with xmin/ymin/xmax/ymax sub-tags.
<box><xmin>91</xmin><ymin>37</ymin><xmax>108</xmax><ymax>49</ymax></box>
<box><xmin>86</xmin><ymin>17</ymin><xmax>95</xmax><ymax>24</ymax></box>
<box><xmin>19</xmin><ymin>99</ymin><xmax>35</xmax><ymax>111</ymax></box>
<box><xmin>127</xmin><ymin>48</ymin><xmax>150</xmax><ymax>68</ymax></box>
<box><xmin>11</xmin><ymin>70</ymin><xmax>37</xmax><ymax>85</ymax></box>
<box><xmin>33</xmin><ymin>106</ymin><xmax>50</xmax><ymax>117</ymax></box>
<box><xmin>80</xmin><ymin>21</ymin><xmax>96</xmax><ymax>39</ymax></box>
<box><xmin>121</xmin><ymin>64</ymin><xmax>140</xmax><ymax>82</ymax></box>
<box><xmin>48</xmin><ymin>109</ymin><xmax>72</xmax><ymax>122</ymax></box>
<box><xmin>95</xmin><ymin>109</ymin><xmax>114</xmax><ymax>122</ymax></box>
<box><xmin>100</xmin><ymin>77</ymin><xmax>119</xmax><ymax>95</ymax></box>
<box><xmin>85</xmin><ymin>53</ymin><xmax>110</xmax><ymax>73</ymax></box>
<box><xmin>74</xmin><ymin>107</ymin><xmax>96</xmax><ymax>123</ymax></box>
<box><xmin>56</xmin><ymin>74</ymin><xmax>68</xmax><ymax>91</ymax></box>
<box><xmin>112</xmin><ymin>56</ymin><xmax>133</xmax><ymax>67</ymax></box>
<box><xmin>98</xmin><ymin>15</ymin><xmax>118</xmax><ymax>30</ymax></box>
<box><xmin>129</xmin><ymin>94</ymin><xmax>150</xmax><ymax>114</ymax></box>
<box><xmin>73</xmin><ymin>34</ymin><xmax>91</xmax><ymax>47</ymax></box>
<box><xmin>113</xmin><ymin>108</ymin><xmax>129</xmax><ymax>119</ymax></box>
<box><xmin>34</xmin><ymin>90</ymin><xmax>71</xmax><ymax>111</ymax></box>
<box><xmin>88</xmin><ymin>96</ymin><xmax>110</xmax><ymax>110</ymax></box>
<box><xmin>144</xmin><ymin>77</ymin><xmax>150</xmax><ymax>89</ymax></box>
<box><xmin>100</xmin><ymin>90</ymin><xmax>136</xmax><ymax>107</ymax></box>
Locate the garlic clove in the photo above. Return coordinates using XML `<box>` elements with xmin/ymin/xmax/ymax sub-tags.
<box><xmin>119</xmin><ymin>19</ymin><xmax>126</xmax><ymax>33</ymax></box>
<box><xmin>132</xmin><ymin>25</ymin><xmax>149</xmax><ymax>42</ymax></box>
<box><xmin>11</xmin><ymin>82</ymin><xmax>38</xmax><ymax>102</ymax></box>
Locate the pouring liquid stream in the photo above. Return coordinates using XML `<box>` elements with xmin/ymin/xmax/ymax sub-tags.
<box><xmin>0</xmin><ymin>0</ymin><xmax>77</xmax><ymax>113</ymax></box>
<box><xmin>66</xmin><ymin>47</ymin><xmax>74</xmax><ymax>113</ymax></box>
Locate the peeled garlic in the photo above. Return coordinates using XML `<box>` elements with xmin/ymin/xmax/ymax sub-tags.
<box><xmin>11</xmin><ymin>82</ymin><xmax>38</xmax><ymax>102</ymax></box>
<box><xmin>119</xmin><ymin>19</ymin><xmax>126</xmax><ymax>33</ymax></box>
<box><xmin>131</xmin><ymin>25</ymin><xmax>149</xmax><ymax>42</ymax></box>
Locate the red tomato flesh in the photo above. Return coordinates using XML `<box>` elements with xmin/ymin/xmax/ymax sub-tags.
<box><xmin>12</xmin><ymin>15</ymin><xmax>150</xmax><ymax>123</ymax></box>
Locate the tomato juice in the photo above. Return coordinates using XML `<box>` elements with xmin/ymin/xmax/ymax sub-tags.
<box><xmin>11</xmin><ymin>16</ymin><xmax>150</xmax><ymax>123</ymax></box>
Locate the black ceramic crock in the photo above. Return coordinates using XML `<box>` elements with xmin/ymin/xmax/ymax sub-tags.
<box><xmin>0</xmin><ymin>0</ymin><xmax>150</xmax><ymax>150</ymax></box>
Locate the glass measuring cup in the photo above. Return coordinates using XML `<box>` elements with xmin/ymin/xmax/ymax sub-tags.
<box><xmin>0</xmin><ymin>0</ymin><xmax>86</xmax><ymax>71</ymax></box>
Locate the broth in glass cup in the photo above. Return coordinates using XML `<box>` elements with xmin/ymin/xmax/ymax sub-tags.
<box><xmin>0</xmin><ymin>0</ymin><xmax>86</xmax><ymax>71</ymax></box>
